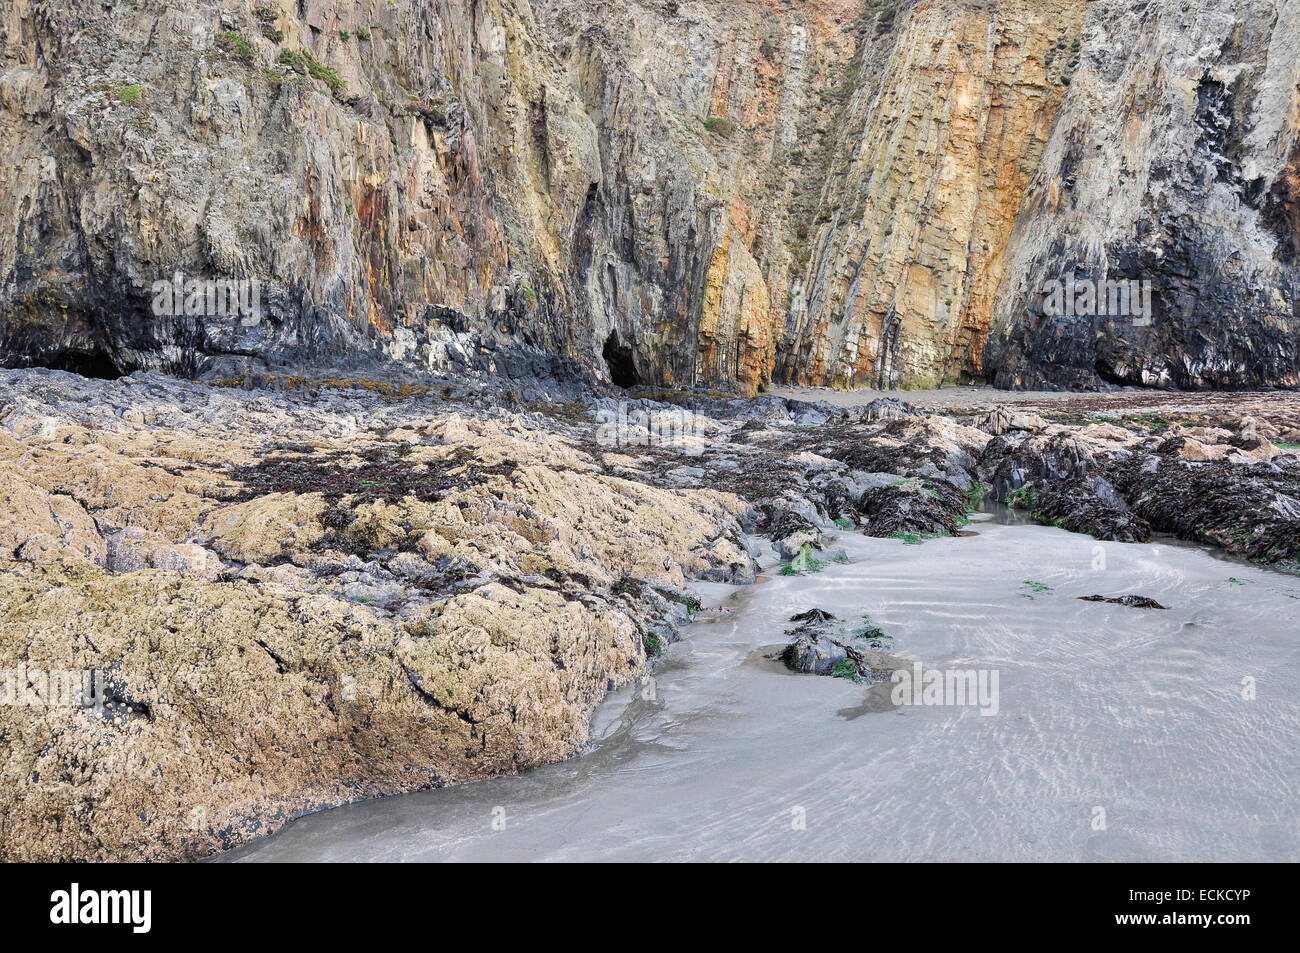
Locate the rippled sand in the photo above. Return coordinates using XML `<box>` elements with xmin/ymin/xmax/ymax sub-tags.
<box><xmin>223</xmin><ymin>514</ymin><xmax>1300</xmax><ymax>862</ymax></box>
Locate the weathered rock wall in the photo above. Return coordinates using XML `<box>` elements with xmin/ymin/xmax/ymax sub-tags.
<box><xmin>0</xmin><ymin>0</ymin><xmax>845</xmax><ymax>391</ymax></box>
<box><xmin>776</xmin><ymin>0</ymin><xmax>1088</xmax><ymax>388</ymax></box>
<box><xmin>0</xmin><ymin>1</ymin><xmax>1296</xmax><ymax>391</ymax></box>
<box><xmin>984</xmin><ymin>0</ymin><xmax>1300</xmax><ymax>390</ymax></box>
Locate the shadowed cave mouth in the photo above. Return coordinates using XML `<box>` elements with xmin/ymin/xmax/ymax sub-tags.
<box><xmin>602</xmin><ymin>332</ymin><xmax>643</xmax><ymax>388</ymax></box>
<box><xmin>39</xmin><ymin>347</ymin><xmax>125</xmax><ymax>380</ymax></box>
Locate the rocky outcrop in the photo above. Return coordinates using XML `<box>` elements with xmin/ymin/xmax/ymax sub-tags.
<box><xmin>1</xmin><ymin>1</ymin><xmax>1296</xmax><ymax>392</ymax></box>
<box><xmin>0</xmin><ymin>367</ymin><xmax>758</xmax><ymax>860</ymax></box>
<box><xmin>974</xmin><ymin>401</ymin><xmax>1300</xmax><ymax>560</ymax></box>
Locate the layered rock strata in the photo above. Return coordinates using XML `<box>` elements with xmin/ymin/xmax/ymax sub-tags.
<box><xmin>2</xmin><ymin>1</ymin><xmax>1295</xmax><ymax>391</ymax></box>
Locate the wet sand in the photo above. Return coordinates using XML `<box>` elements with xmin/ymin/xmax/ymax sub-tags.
<box><xmin>223</xmin><ymin>513</ymin><xmax>1300</xmax><ymax>862</ymax></box>
<box><xmin>768</xmin><ymin>383</ymin><xmax>1300</xmax><ymax>418</ymax></box>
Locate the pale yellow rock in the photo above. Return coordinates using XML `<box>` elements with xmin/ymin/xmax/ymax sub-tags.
<box><xmin>417</xmin><ymin>529</ymin><xmax>453</xmax><ymax>559</ymax></box>
<box><xmin>1177</xmin><ymin>438</ymin><xmax>1229</xmax><ymax>463</ymax></box>
<box><xmin>982</xmin><ymin>408</ymin><xmax>1049</xmax><ymax>435</ymax></box>
<box><xmin>0</xmin><ymin>394</ymin><xmax>755</xmax><ymax>862</ymax></box>
<box><xmin>200</xmin><ymin>493</ymin><xmax>328</xmax><ymax>564</ymax></box>
<box><xmin>148</xmin><ymin>543</ymin><xmax>217</xmax><ymax>576</ymax></box>
<box><xmin>17</xmin><ymin>533</ymin><xmax>96</xmax><ymax>566</ymax></box>
<box><xmin>0</xmin><ymin>473</ymin><xmax>105</xmax><ymax>565</ymax></box>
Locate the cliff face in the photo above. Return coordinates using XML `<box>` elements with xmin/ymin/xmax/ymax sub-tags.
<box><xmin>0</xmin><ymin>0</ymin><xmax>837</xmax><ymax>390</ymax></box>
<box><xmin>775</xmin><ymin>0</ymin><xmax>1088</xmax><ymax>388</ymax></box>
<box><xmin>984</xmin><ymin>0</ymin><xmax>1300</xmax><ymax>390</ymax></box>
<box><xmin>0</xmin><ymin>0</ymin><xmax>1297</xmax><ymax>391</ymax></box>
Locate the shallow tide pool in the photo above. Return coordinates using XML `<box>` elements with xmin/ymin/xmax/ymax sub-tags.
<box><xmin>223</xmin><ymin>514</ymin><xmax>1300</xmax><ymax>862</ymax></box>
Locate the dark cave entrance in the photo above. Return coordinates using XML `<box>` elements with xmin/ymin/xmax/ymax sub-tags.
<box><xmin>1094</xmin><ymin>354</ymin><xmax>1136</xmax><ymax>388</ymax></box>
<box><xmin>602</xmin><ymin>332</ymin><xmax>640</xmax><ymax>388</ymax></box>
<box><xmin>48</xmin><ymin>347</ymin><xmax>124</xmax><ymax>380</ymax></box>
<box><xmin>25</xmin><ymin>345</ymin><xmax>126</xmax><ymax>379</ymax></box>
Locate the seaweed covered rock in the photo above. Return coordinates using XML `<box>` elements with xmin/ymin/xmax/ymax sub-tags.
<box><xmin>771</xmin><ymin>610</ymin><xmax>902</xmax><ymax>682</ymax></box>
<box><xmin>826</xmin><ymin>415</ymin><xmax>988</xmax><ymax>484</ymax></box>
<box><xmin>980</xmin><ymin>432</ymin><xmax>1097</xmax><ymax>500</ymax></box>
<box><xmin>778</xmin><ymin>631</ymin><xmax>860</xmax><ymax>677</ymax></box>
<box><xmin>1031</xmin><ymin>477</ymin><xmax>1151</xmax><ymax>543</ymax></box>
<box><xmin>1114</xmin><ymin>455</ymin><xmax>1300</xmax><ymax>565</ymax></box>
<box><xmin>859</xmin><ymin>479</ymin><xmax>969</xmax><ymax>539</ymax></box>
<box><xmin>1078</xmin><ymin>594</ymin><xmax>1169</xmax><ymax>609</ymax></box>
